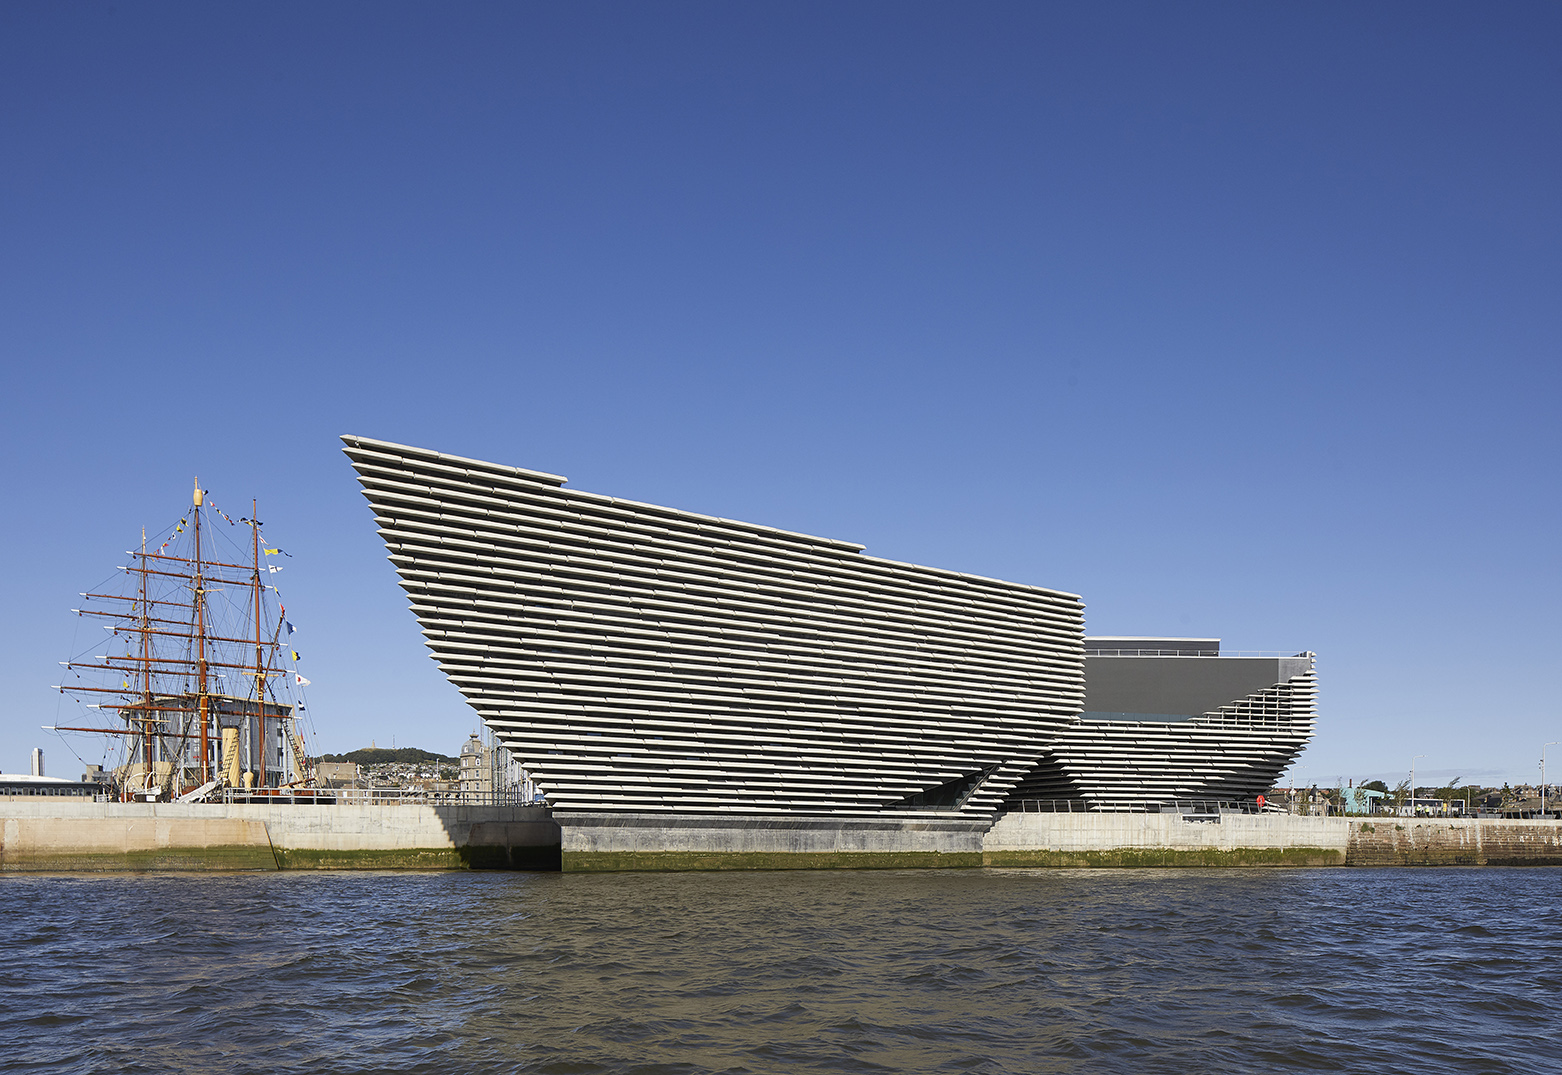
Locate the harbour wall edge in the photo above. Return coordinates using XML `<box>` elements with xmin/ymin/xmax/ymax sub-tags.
<box><xmin>3</xmin><ymin>805</ymin><xmax>1560</xmax><ymax>871</ymax></box>
<box><xmin>0</xmin><ymin>803</ymin><xmax>561</xmax><ymax>872</ymax></box>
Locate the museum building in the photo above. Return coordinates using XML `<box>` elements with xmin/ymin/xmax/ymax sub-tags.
<box><xmin>342</xmin><ymin>436</ymin><xmax>1314</xmax><ymax>815</ymax></box>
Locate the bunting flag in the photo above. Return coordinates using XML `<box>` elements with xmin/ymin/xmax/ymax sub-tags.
<box><xmin>268</xmin><ymin>565</ymin><xmax>283</xmax><ymax>574</ymax></box>
<box><xmin>291</xmin><ymin>650</ymin><xmax>300</xmax><ymax>662</ymax></box>
<box><xmin>295</xmin><ymin>674</ymin><xmax>311</xmax><ymax>686</ymax></box>
<box><xmin>285</xmin><ymin>621</ymin><xmax>295</xmax><ymax>635</ymax></box>
<box><xmin>264</xmin><ymin>548</ymin><xmax>281</xmax><ymax>556</ymax></box>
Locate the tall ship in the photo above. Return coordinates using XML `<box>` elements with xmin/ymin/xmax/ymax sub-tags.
<box><xmin>52</xmin><ymin>481</ymin><xmax>315</xmax><ymax>801</ymax></box>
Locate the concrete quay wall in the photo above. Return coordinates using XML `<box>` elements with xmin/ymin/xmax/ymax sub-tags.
<box><xmin>0</xmin><ymin>802</ymin><xmax>561</xmax><ymax>871</ymax></box>
<box><xmin>983</xmin><ymin>811</ymin><xmax>1350</xmax><ymax>867</ymax></box>
<box><xmin>6</xmin><ymin>804</ymin><xmax>1559</xmax><ymax>871</ymax></box>
<box><xmin>983</xmin><ymin>814</ymin><xmax>1562</xmax><ymax>867</ymax></box>
<box><xmin>555</xmin><ymin>812</ymin><xmax>989</xmax><ymax>871</ymax></box>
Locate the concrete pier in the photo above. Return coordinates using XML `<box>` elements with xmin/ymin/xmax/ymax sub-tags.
<box><xmin>0</xmin><ymin>801</ymin><xmax>560</xmax><ymax>871</ymax></box>
<box><xmin>4</xmin><ymin>803</ymin><xmax>1559</xmax><ymax>871</ymax></box>
<box><xmin>982</xmin><ymin>810</ymin><xmax>1349</xmax><ymax>867</ymax></box>
<box><xmin>982</xmin><ymin>813</ymin><xmax>1562</xmax><ymax>867</ymax></box>
<box><xmin>555</xmin><ymin>812</ymin><xmax>989</xmax><ymax>871</ymax></box>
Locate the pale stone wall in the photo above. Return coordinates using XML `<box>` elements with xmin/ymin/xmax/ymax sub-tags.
<box><xmin>982</xmin><ymin>811</ymin><xmax>1349</xmax><ymax>866</ymax></box>
<box><xmin>1346</xmin><ymin>818</ymin><xmax>1562</xmax><ymax>866</ymax></box>
<box><xmin>0</xmin><ymin>802</ymin><xmax>559</xmax><ymax>870</ymax></box>
<box><xmin>1</xmin><ymin>812</ymin><xmax>275</xmax><ymax>869</ymax></box>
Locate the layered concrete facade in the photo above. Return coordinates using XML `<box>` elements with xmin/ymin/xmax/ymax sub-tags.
<box><xmin>342</xmin><ymin>436</ymin><xmax>1086</xmax><ymax>816</ymax></box>
<box><xmin>342</xmin><ymin>438</ymin><xmax>1324</xmax><ymax>821</ymax></box>
<box><xmin>1007</xmin><ymin>639</ymin><xmax>1317</xmax><ymax>808</ymax></box>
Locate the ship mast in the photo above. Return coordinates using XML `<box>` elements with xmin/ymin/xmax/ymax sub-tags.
<box><xmin>252</xmin><ymin>498</ymin><xmax>267</xmax><ymax>788</ymax></box>
<box><xmin>138</xmin><ymin>527</ymin><xmax>154</xmax><ymax>795</ymax></box>
<box><xmin>194</xmin><ymin>479</ymin><xmax>210</xmax><ymax>786</ymax></box>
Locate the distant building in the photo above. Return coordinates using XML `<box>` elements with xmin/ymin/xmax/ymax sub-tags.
<box><xmin>459</xmin><ymin>734</ymin><xmax>490</xmax><ymax>796</ymax></box>
<box><xmin>316</xmin><ymin>761</ymin><xmax>361</xmax><ymax>789</ymax></box>
<box><xmin>459</xmin><ymin>731</ymin><xmax>537</xmax><ymax>801</ymax></box>
<box><xmin>1</xmin><ymin>774</ymin><xmax>102</xmax><ymax>801</ymax></box>
<box><xmin>1341</xmin><ymin>787</ymin><xmax>1386</xmax><ymax>815</ymax></box>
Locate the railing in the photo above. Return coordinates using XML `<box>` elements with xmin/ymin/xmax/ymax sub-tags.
<box><xmin>1345</xmin><ymin>804</ymin><xmax>1471</xmax><ymax>818</ymax></box>
<box><xmin>1011</xmin><ymin>800</ymin><xmax>1562</xmax><ymax>820</ymax></box>
<box><xmin>1009</xmin><ymin>798</ymin><xmax>1275</xmax><ymax>815</ymax></box>
<box><xmin>1083</xmin><ymin>649</ymin><xmax>1312</xmax><ymax>658</ymax></box>
<box><xmin>215</xmin><ymin>786</ymin><xmax>546</xmax><ymax>806</ymax></box>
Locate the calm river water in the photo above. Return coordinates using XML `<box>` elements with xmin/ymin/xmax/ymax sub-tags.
<box><xmin>2</xmin><ymin>867</ymin><xmax>1558</xmax><ymax>1074</ymax></box>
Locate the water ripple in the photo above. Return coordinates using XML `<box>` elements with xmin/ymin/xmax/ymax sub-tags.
<box><xmin>1</xmin><ymin>868</ymin><xmax>1559</xmax><ymax>1074</ymax></box>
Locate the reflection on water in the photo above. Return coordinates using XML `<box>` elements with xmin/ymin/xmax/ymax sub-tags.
<box><xmin>2</xmin><ymin>867</ymin><xmax>1559</xmax><ymax>1074</ymax></box>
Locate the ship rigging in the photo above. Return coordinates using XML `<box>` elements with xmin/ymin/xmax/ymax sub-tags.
<box><xmin>53</xmin><ymin>480</ymin><xmax>315</xmax><ymax>801</ymax></box>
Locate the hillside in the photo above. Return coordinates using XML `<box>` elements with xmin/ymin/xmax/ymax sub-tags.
<box><xmin>317</xmin><ymin>747</ymin><xmax>458</xmax><ymax>765</ymax></box>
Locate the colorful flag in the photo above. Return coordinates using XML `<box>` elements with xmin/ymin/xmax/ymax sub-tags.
<box><xmin>291</xmin><ymin>650</ymin><xmax>300</xmax><ymax>662</ymax></box>
<box><xmin>268</xmin><ymin>565</ymin><xmax>283</xmax><ymax>574</ymax></box>
<box><xmin>295</xmin><ymin>674</ymin><xmax>311</xmax><ymax>686</ymax></box>
<box><xmin>285</xmin><ymin>621</ymin><xmax>295</xmax><ymax>635</ymax></box>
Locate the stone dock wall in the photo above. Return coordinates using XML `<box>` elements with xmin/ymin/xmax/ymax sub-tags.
<box><xmin>554</xmin><ymin>812</ymin><xmax>989</xmax><ymax>871</ymax></box>
<box><xmin>1345</xmin><ymin>817</ymin><xmax>1562</xmax><ymax>866</ymax></box>
<box><xmin>983</xmin><ymin>813</ymin><xmax>1562</xmax><ymax>868</ymax></box>
<box><xmin>982</xmin><ymin>811</ymin><xmax>1349</xmax><ymax>867</ymax></box>
<box><xmin>0</xmin><ymin>801</ymin><xmax>560</xmax><ymax>871</ymax></box>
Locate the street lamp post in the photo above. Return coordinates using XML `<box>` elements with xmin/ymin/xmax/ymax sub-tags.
<box><xmin>1544</xmin><ymin>743</ymin><xmax>1559</xmax><ymax>819</ymax></box>
<box><xmin>1409</xmin><ymin>755</ymin><xmax>1426</xmax><ymax>817</ymax></box>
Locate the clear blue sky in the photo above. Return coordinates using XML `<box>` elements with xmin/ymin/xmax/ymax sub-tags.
<box><xmin>3</xmin><ymin>2</ymin><xmax>1558</xmax><ymax>789</ymax></box>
